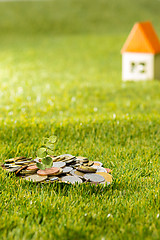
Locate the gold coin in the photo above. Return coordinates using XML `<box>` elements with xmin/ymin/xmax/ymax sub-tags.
<box><xmin>96</xmin><ymin>172</ymin><xmax>112</xmax><ymax>183</ymax></box>
<box><xmin>16</xmin><ymin>165</ymin><xmax>28</xmax><ymax>175</ymax></box>
<box><xmin>76</xmin><ymin>156</ymin><xmax>88</xmax><ymax>160</ymax></box>
<box><xmin>4</xmin><ymin>158</ymin><xmax>15</xmax><ymax>163</ymax></box>
<box><xmin>83</xmin><ymin>161</ymin><xmax>94</xmax><ymax>167</ymax></box>
<box><xmin>14</xmin><ymin>156</ymin><xmax>26</xmax><ymax>161</ymax></box>
<box><xmin>74</xmin><ymin>170</ymin><xmax>85</xmax><ymax>177</ymax></box>
<box><xmin>77</xmin><ymin>165</ymin><xmax>97</xmax><ymax>173</ymax></box>
<box><xmin>20</xmin><ymin>169</ymin><xmax>37</xmax><ymax>175</ymax></box>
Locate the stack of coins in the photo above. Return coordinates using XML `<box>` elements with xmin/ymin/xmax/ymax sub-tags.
<box><xmin>1</xmin><ymin>155</ymin><xmax>113</xmax><ymax>186</ymax></box>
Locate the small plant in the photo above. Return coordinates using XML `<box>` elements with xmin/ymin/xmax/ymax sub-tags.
<box><xmin>36</xmin><ymin>135</ymin><xmax>57</xmax><ymax>170</ymax></box>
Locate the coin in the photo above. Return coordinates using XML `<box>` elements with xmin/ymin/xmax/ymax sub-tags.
<box><xmin>47</xmin><ymin>176</ymin><xmax>59</xmax><ymax>181</ymax></box>
<box><xmin>16</xmin><ymin>165</ymin><xmax>28</xmax><ymax>175</ymax></box>
<box><xmin>33</xmin><ymin>158</ymin><xmax>41</xmax><ymax>163</ymax></box>
<box><xmin>77</xmin><ymin>165</ymin><xmax>97</xmax><ymax>173</ymax></box>
<box><xmin>83</xmin><ymin>173</ymin><xmax>105</xmax><ymax>183</ymax></box>
<box><xmin>87</xmin><ymin>161</ymin><xmax>94</xmax><ymax>166</ymax></box>
<box><xmin>96</xmin><ymin>172</ymin><xmax>112</xmax><ymax>183</ymax></box>
<box><xmin>105</xmin><ymin>168</ymin><xmax>112</xmax><ymax>173</ymax></box>
<box><xmin>79</xmin><ymin>159</ymin><xmax>89</xmax><ymax>164</ymax></box>
<box><xmin>70</xmin><ymin>169</ymin><xmax>83</xmax><ymax>178</ymax></box>
<box><xmin>27</xmin><ymin>165</ymin><xmax>39</xmax><ymax>171</ymax></box>
<box><xmin>3</xmin><ymin>153</ymin><xmax>113</xmax><ymax>186</ymax></box>
<box><xmin>76</xmin><ymin>156</ymin><xmax>88</xmax><ymax>160</ymax></box>
<box><xmin>48</xmin><ymin>155</ymin><xmax>57</xmax><ymax>158</ymax></box>
<box><xmin>49</xmin><ymin>156</ymin><xmax>60</xmax><ymax>162</ymax></box>
<box><xmin>71</xmin><ymin>163</ymin><xmax>81</xmax><ymax>168</ymax></box>
<box><xmin>55</xmin><ymin>156</ymin><xmax>66</xmax><ymax>161</ymax></box>
<box><xmin>60</xmin><ymin>154</ymin><xmax>75</xmax><ymax>159</ymax></box>
<box><xmin>93</xmin><ymin>166</ymin><xmax>107</xmax><ymax>172</ymax></box>
<box><xmin>25</xmin><ymin>174</ymin><xmax>47</xmax><ymax>183</ymax></box>
<box><xmin>52</xmin><ymin>162</ymin><xmax>66</xmax><ymax>168</ymax></box>
<box><xmin>75</xmin><ymin>171</ymin><xmax>85</xmax><ymax>180</ymax></box>
<box><xmin>46</xmin><ymin>177</ymin><xmax>59</xmax><ymax>182</ymax></box>
<box><xmin>93</xmin><ymin>161</ymin><xmax>103</xmax><ymax>167</ymax></box>
<box><xmin>37</xmin><ymin>167</ymin><xmax>60</xmax><ymax>176</ymax></box>
<box><xmin>20</xmin><ymin>169</ymin><xmax>37</xmax><ymax>175</ymax></box>
<box><xmin>14</xmin><ymin>156</ymin><xmax>26</xmax><ymax>161</ymax></box>
<box><xmin>61</xmin><ymin>176</ymin><xmax>83</xmax><ymax>184</ymax></box>
<box><xmin>62</xmin><ymin>167</ymin><xmax>73</xmax><ymax>174</ymax></box>
<box><xmin>5</xmin><ymin>166</ymin><xmax>21</xmax><ymax>173</ymax></box>
<box><xmin>65</xmin><ymin>160</ymin><xmax>76</xmax><ymax>165</ymax></box>
<box><xmin>4</xmin><ymin>156</ymin><xmax>27</xmax><ymax>163</ymax></box>
<box><xmin>4</xmin><ymin>164</ymin><xmax>16</xmax><ymax>168</ymax></box>
<box><xmin>52</xmin><ymin>168</ymin><xmax>63</xmax><ymax>176</ymax></box>
<box><xmin>15</xmin><ymin>157</ymin><xmax>32</xmax><ymax>162</ymax></box>
<box><xmin>4</xmin><ymin>158</ymin><xmax>15</xmax><ymax>163</ymax></box>
<box><xmin>15</xmin><ymin>160</ymin><xmax>34</xmax><ymax>165</ymax></box>
<box><xmin>83</xmin><ymin>161</ymin><xmax>94</xmax><ymax>167</ymax></box>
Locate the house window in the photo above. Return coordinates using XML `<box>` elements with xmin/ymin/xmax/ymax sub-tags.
<box><xmin>131</xmin><ymin>62</ymin><xmax>136</xmax><ymax>72</ymax></box>
<box><xmin>139</xmin><ymin>62</ymin><xmax>146</xmax><ymax>73</ymax></box>
<box><xmin>130</xmin><ymin>62</ymin><xmax>146</xmax><ymax>74</ymax></box>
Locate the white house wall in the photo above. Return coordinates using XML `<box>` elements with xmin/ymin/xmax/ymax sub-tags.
<box><xmin>122</xmin><ymin>53</ymin><xmax>154</xmax><ymax>81</ymax></box>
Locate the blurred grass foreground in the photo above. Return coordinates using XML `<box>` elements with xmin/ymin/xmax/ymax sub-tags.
<box><xmin>0</xmin><ymin>1</ymin><xmax>160</xmax><ymax>240</ymax></box>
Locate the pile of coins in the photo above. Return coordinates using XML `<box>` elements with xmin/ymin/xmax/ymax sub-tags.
<box><xmin>2</xmin><ymin>155</ymin><xmax>113</xmax><ymax>186</ymax></box>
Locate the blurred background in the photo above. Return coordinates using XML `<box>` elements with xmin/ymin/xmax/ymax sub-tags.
<box><xmin>0</xmin><ymin>0</ymin><xmax>160</xmax><ymax>123</ymax></box>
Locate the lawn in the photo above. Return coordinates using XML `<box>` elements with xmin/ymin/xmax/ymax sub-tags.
<box><xmin>0</xmin><ymin>0</ymin><xmax>160</xmax><ymax>239</ymax></box>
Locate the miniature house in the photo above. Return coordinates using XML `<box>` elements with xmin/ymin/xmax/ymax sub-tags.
<box><xmin>121</xmin><ymin>21</ymin><xmax>160</xmax><ymax>81</ymax></box>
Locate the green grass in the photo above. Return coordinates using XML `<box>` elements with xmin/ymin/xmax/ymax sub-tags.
<box><xmin>0</xmin><ymin>0</ymin><xmax>160</xmax><ymax>239</ymax></box>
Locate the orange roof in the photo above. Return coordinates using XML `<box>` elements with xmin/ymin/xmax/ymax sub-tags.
<box><xmin>121</xmin><ymin>21</ymin><xmax>160</xmax><ymax>54</ymax></box>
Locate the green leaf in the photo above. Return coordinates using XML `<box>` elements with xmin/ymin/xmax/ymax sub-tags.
<box><xmin>45</xmin><ymin>142</ymin><xmax>54</xmax><ymax>150</ymax></box>
<box><xmin>48</xmin><ymin>135</ymin><xmax>57</xmax><ymax>144</ymax></box>
<box><xmin>47</xmin><ymin>149</ymin><xmax>54</xmax><ymax>156</ymax></box>
<box><xmin>42</xmin><ymin>138</ymin><xmax>49</xmax><ymax>145</ymax></box>
<box><xmin>36</xmin><ymin>162</ymin><xmax>45</xmax><ymax>170</ymax></box>
<box><xmin>42</xmin><ymin>157</ymin><xmax>53</xmax><ymax>167</ymax></box>
<box><xmin>37</xmin><ymin>147</ymin><xmax>47</xmax><ymax>158</ymax></box>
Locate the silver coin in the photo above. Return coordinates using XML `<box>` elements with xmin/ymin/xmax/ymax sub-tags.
<box><xmin>61</xmin><ymin>176</ymin><xmax>83</xmax><ymax>184</ymax></box>
<box><xmin>93</xmin><ymin>161</ymin><xmax>103</xmax><ymax>167</ymax></box>
<box><xmin>25</xmin><ymin>174</ymin><xmax>47</xmax><ymax>183</ymax></box>
<box><xmin>46</xmin><ymin>177</ymin><xmax>59</xmax><ymax>182</ymax></box>
<box><xmin>76</xmin><ymin>156</ymin><xmax>88</xmax><ymax>160</ymax></box>
<box><xmin>52</xmin><ymin>162</ymin><xmax>66</xmax><ymax>168</ymax></box>
<box><xmin>4</xmin><ymin>164</ymin><xmax>17</xmax><ymax>168</ymax></box>
<box><xmin>15</xmin><ymin>157</ymin><xmax>32</xmax><ymax>162</ymax></box>
<box><xmin>76</xmin><ymin>158</ymin><xmax>88</xmax><ymax>163</ymax></box>
<box><xmin>65</xmin><ymin>159</ymin><xmax>76</xmax><ymax>164</ymax></box>
<box><xmin>33</xmin><ymin>158</ymin><xmax>41</xmax><ymax>162</ymax></box>
<box><xmin>5</xmin><ymin>166</ymin><xmax>21</xmax><ymax>173</ymax></box>
<box><xmin>60</xmin><ymin>154</ymin><xmax>75</xmax><ymax>161</ymax></box>
<box><xmin>60</xmin><ymin>154</ymin><xmax>75</xmax><ymax>158</ymax></box>
<box><xmin>62</xmin><ymin>167</ymin><xmax>73</xmax><ymax>174</ymax></box>
<box><xmin>70</xmin><ymin>163</ymin><xmax>80</xmax><ymax>168</ymax></box>
<box><xmin>83</xmin><ymin>173</ymin><xmax>105</xmax><ymax>183</ymax></box>
<box><xmin>70</xmin><ymin>169</ymin><xmax>76</xmax><ymax>176</ymax></box>
<box><xmin>95</xmin><ymin>167</ymin><xmax>107</xmax><ymax>173</ymax></box>
<box><xmin>15</xmin><ymin>160</ymin><xmax>34</xmax><ymax>165</ymax></box>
